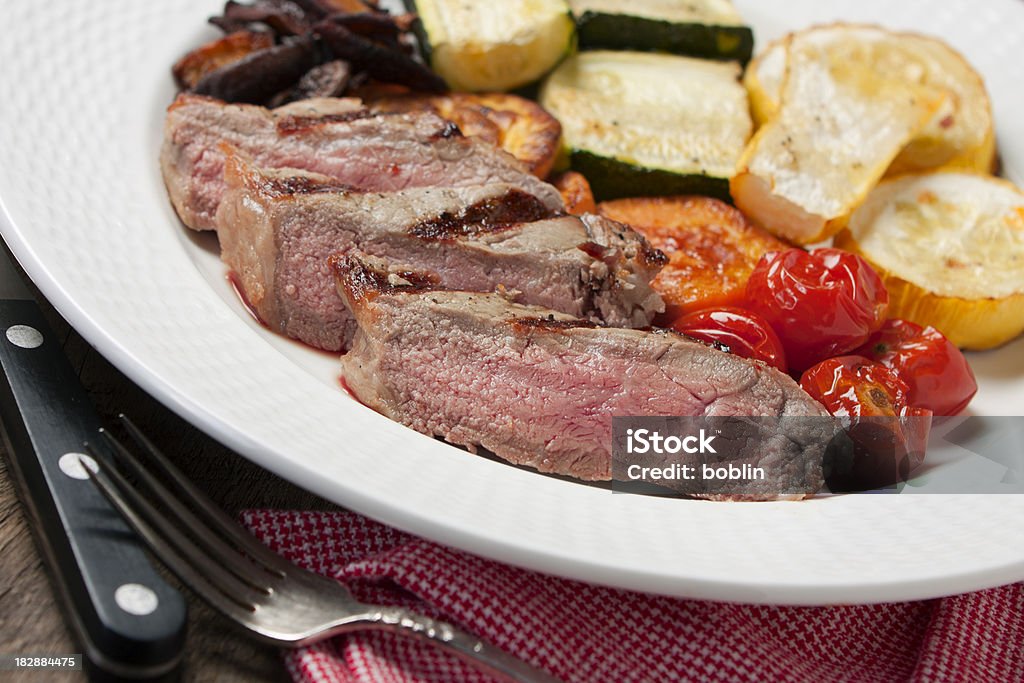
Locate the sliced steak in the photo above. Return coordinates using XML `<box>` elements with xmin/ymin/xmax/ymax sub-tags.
<box><xmin>334</xmin><ymin>255</ymin><xmax>831</xmax><ymax>500</ymax></box>
<box><xmin>217</xmin><ymin>155</ymin><xmax>664</xmax><ymax>351</ymax></box>
<box><xmin>161</xmin><ymin>93</ymin><xmax>560</xmax><ymax>230</ymax></box>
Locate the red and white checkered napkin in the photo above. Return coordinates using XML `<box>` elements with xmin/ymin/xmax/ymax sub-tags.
<box><xmin>241</xmin><ymin>510</ymin><xmax>1023</xmax><ymax>683</ymax></box>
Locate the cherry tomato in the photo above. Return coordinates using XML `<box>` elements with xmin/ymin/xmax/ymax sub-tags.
<box><xmin>745</xmin><ymin>248</ymin><xmax>889</xmax><ymax>373</ymax></box>
<box><xmin>854</xmin><ymin>319</ymin><xmax>977</xmax><ymax>416</ymax></box>
<box><xmin>671</xmin><ymin>307</ymin><xmax>787</xmax><ymax>372</ymax></box>
<box><xmin>801</xmin><ymin>356</ymin><xmax>931</xmax><ymax>491</ymax></box>
<box><xmin>800</xmin><ymin>355</ymin><xmax>910</xmax><ymax>417</ymax></box>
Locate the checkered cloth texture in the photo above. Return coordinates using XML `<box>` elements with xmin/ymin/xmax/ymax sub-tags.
<box><xmin>241</xmin><ymin>510</ymin><xmax>1023</xmax><ymax>683</ymax></box>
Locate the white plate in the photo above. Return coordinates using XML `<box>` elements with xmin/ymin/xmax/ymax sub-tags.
<box><xmin>1</xmin><ymin>0</ymin><xmax>1022</xmax><ymax>605</ymax></box>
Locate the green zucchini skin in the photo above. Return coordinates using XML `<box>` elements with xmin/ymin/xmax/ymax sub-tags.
<box><xmin>571</xmin><ymin>150</ymin><xmax>732</xmax><ymax>203</ymax></box>
<box><xmin>575</xmin><ymin>11</ymin><xmax>753</xmax><ymax>65</ymax></box>
<box><xmin>402</xmin><ymin>0</ymin><xmax>433</xmax><ymax>66</ymax></box>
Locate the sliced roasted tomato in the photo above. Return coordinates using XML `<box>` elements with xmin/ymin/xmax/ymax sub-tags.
<box><xmin>598</xmin><ymin>196</ymin><xmax>786</xmax><ymax>319</ymax></box>
<box><xmin>854</xmin><ymin>319</ymin><xmax>977</xmax><ymax>416</ymax></box>
<box><xmin>670</xmin><ymin>307</ymin><xmax>787</xmax><ymax>372</ymax></box>
<box><xmin>745</xmin><ymin>248</ymin><xmax>889</xmax><ymax>373</ymax></box>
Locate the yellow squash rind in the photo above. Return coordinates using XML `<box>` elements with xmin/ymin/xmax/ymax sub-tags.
<box><xmin>837</xmin><ymin>172</ymin><xmax>1024</xmax><ymax>350</ymax></box>
<box><xmin>838</xmin><ymin>233</ymin><xmax>1024</xmax><ymax>350</ymax></box>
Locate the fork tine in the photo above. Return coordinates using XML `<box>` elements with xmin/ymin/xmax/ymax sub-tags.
<box><xmin>82</xmin><ymin>448</ymin><xmax>265</xmax><ymax>612</ymax></box>
<box><xmin>117</xmin><ymin>415</ymin><xmax>287</xmax><ymax>575</ymax></box>
<box><xmin>83</xmin><ymin>458</ymin><xmax>260</xmax><ymax>624</ymax></box>
<box><xmin>95</xmin><ymin>429</ymin><xmax>284</xmax><ymax>588</ymax></box>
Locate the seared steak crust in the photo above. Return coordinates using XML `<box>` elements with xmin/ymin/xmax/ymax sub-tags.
<box><xmin>160</xmin><ymin>94</ymin><xmax>560</xmax><ymax>230</ymax></box>
<box><xmin>217</xmin><ymin>156</ymin><xmax>664</xmax><ymax>351</ymax></box>
<box><xmin>335</xmin><ymin>255</ymin><xmax>830</xmax><ymax>499</ymax></box>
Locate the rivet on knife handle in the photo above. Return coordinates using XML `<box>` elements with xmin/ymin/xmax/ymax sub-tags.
<box><xmin>0</xmin><ymin>301</ymin><xmax>187</xmax><ymax>680</ymax></box>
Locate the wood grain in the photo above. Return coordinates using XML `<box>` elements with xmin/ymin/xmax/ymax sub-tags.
<box><xmin>0</xmin><ymin>276</ymin><xmax>341</xmax><ymax>682</ymax></box>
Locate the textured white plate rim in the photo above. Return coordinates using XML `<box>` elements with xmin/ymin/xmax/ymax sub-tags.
<box><xmin>0</xmin><ymin>0</ymin><xmax>1022</xmax><ymax>606</ymax></box>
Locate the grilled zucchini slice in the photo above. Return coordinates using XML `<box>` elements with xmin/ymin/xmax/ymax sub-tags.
<box><xmin>539</xmin><ymin>51</ymin><xmax>751</xmax><ymax>202</ymax></box>
<box><xmin>745</xmin><ymin>24</ymin><xmax>995</xmax><ymax>175</ymax></box>
<box><xmin>732</xmin><ymin>39</ymin><xmax>946</xmax><ymax>245</ymax></box>
<box><xmin>407</xmin><ymin>0</ymin><xmax>575</xmax><ymax>92</ymax></box>
<box><xmin>570</xmin><ymin>0</ymin><xmax>753</xmax><ymax>64</ymax></box>
<box><xmin>835</xmin><ymin>173</ymin><xmax>1024</xmax><ymax>350</ymax></box>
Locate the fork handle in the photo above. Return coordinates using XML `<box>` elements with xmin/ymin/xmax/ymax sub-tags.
<box><xmin>327</xmin><ymin>607</ymin><xmax>563</xmax><ymax>683</ymax></box>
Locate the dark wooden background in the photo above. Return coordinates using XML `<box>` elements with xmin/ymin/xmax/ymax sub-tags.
<box><xmin>0</xmin><ymin>272</ymin><xmax>339</xmax><ymax>682</ymax></box>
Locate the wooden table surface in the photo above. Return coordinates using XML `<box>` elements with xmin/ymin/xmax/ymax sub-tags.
<box><xmin>0</xmin><ymin>275</ymin><xmax>341</xmax><ymax>682</ymax></box>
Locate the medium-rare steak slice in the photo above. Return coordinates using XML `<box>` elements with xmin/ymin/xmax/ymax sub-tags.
<box><xmin>334</xmin><ymin>255</ymin><xmax>832</xmax><ymax>500</ymax></box>
<box><xmin>161</xmin><ymin>93</ymin><xmax>561</xmax><ymax>230</ymax></box>
<box><xmin>217</xmin><ymin>155</ymin><xmax>665</xmax><ymax>351</ymax></box>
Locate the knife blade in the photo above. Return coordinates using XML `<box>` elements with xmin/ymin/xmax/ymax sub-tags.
<box><xmin>0</xmin><ymin>239</ymin><xmax>186</xmax><ymax>681</ymax></box>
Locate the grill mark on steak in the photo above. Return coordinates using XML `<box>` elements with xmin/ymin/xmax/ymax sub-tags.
<box><xmin>408</xmin><ymin>190</ymin><xmax>556</xmax><ymax>240</ymax></box>
<box><xmin>330</xmin><ymin>252</ymin><xmax>442</xmax><ymax>303</ymax></box>
<box><xmin>275</xmin><ymin>110</ymin><xmax>380</xmax><ymax>134</ymax></box>
<box><xmin>334</xmin><ymin>254</ymin><xmax>830</xmax><ymax>499</ymax></box>
<box><xmin>509</xmin><ymin>317</ymin><xmax>602</xmax><ymax>331</ymax></box>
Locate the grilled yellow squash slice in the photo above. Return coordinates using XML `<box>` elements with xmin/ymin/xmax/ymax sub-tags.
<box><xmin>731</xmin><ymin>39</ymin><xmax>946</xmax><ymax>245</ymax></box>
<box><xmin>745</xmin><ymin>24</ymin><xmax>995</xmax><ymax>175</ymax></box>
<box><xmin>835</xmin><ymin>173</ymin><xmax>1024</xmax><ymax>350</ymax></box>
<box><xmin>409</xmin><ymin>0</ymin><xmax>575</xmax><ymax>92</ymax></box>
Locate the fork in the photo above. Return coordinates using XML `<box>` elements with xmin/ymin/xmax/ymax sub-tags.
<box><xmin>83</xmin><ymin>415</ymin><xmax>562</xmax><ymax>683</ymax></box>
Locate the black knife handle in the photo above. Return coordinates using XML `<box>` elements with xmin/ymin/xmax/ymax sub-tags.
<box><xmin>0</xmin><ymin>300</ymin><xmax>186</xmax><ymax>681</ymax></box>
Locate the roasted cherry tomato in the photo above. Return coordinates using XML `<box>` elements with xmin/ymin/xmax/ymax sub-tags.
<box><xmin>801</xmin><ymin>356</ymin><xmax>931</xmax><ymax>491</ymax></box>
<box><xmin>854</xmin><ymin>319</ymin><xmax>977</xmax><ymax>416</ymax></box>
<box><xmin>800</xmin><ymin>355</ymin><xmax>910</xmax><ymax>418</ymax></box>
<box><xmin>671</xmin><ymin>307</ymin><xmax>787</xmax><ymax>372</ymax></box>
<box><xmin>745</xmin><ymin>248</ymin><xmax>889</xmax><ymax>373</ymax></box>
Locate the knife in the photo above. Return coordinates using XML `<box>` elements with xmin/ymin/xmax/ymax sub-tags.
<box><xmin>0</xmin><ymin>239</ymin><xmax>187</xmax><ymax>681</ymax></box>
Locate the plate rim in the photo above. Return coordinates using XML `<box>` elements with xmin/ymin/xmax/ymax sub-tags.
<box><xmin>0</xmin><ymin>0</ymin><xmax>1022</xmax><ymax>606</ymax></box>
